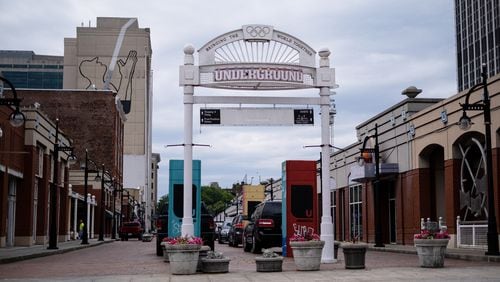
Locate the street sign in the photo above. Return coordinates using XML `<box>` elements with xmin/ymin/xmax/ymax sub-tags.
<box><xmin>200</xmin><ymin>109</ymin><xmax>221</xmax><ymax>124</ymax></box>
<box><xmin>294</xmin><ymin>109</ymin><xmax>314</xmax><ymax>125</ymax></box>
<box><xmin>200</xmin><ymin>108</ymin><xmax>315</xmax><ymax>126</ymax></box>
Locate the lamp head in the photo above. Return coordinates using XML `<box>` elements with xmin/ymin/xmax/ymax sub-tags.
<box><xmin>94</xmin><ymin>172</ymin><xmax>102</xmax><ymax>182</ymax></box>
<box><xmin>9</xmin><ymin>110</ymin><xmax>25</xmax><ymax>127</ymax></box>
<box><xmin>67</xmin><ymin>154</ymin><xmax>77</xmax><ymax>165</ymax></box>
<box><xmin>458</xmin><ymin>111</ymin><xmax>472</xmax><ymax>130</ymax></box>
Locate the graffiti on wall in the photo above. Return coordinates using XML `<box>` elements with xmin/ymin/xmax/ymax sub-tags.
<box><xmin>292</xmin><ymin>222</ymin><xmax>315</xmax><ymax>237</ymax></box>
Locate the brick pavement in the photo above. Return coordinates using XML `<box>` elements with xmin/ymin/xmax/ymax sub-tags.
<box><xmin>0</xmin><ymin>239</ymin><xmax>499</xmax><ymax>281</ymax></box>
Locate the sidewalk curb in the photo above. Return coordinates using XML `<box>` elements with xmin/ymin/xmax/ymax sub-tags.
<box><xmin>368</xmin><ymin>245</ymin><xmax>500</xmax><ymax>263</ymax></box>
<box><xmin>0</xmin><ymin>240</ymin><xmax>113</xmax><ymax>264</ymax></box>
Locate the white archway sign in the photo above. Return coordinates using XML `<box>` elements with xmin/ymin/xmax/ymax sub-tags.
<box><xmin>179</xmin><ymin>24</ymin><xmax>338</xmax><ymax>263</ymax></box>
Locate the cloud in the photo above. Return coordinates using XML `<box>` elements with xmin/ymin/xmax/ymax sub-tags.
<box><xmin>2</xmin><ymin>0</ymin><xmax>457</xmax><ymax>197</ymax></box>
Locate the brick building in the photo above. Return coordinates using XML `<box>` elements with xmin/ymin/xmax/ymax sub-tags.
<box><xmin>329</xmin><ymin>74</ymin><xmax>500</xmax><ymax>249</ymax></box>
<box><xmin>0</xmin><ymin>102</ymin><xmax>74</xmax><ymax>247</ymax></box>
<box><xmin>18</xmin><ymin>89</ymin><xmax>125</xmax><ymax>241</ymax></box>
<box><xmin>64</xmin><ymin>17</ymin><xmax>155</xmax><ymax>232</ymax></box>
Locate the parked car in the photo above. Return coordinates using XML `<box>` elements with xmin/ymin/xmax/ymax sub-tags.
<box><xmin>155</xmin><ymin>203</ymin><xmax>215</xmax><ymax>253</ymax></box>
<box><xmin>217</xmin><ymin>218</ymin><xmax>233</xmax><ymax>244</ymax></box>
<box><xmin>155</xmin><ymin>214</ymin><xmax>168</xmax><ymax>256</ymax></box>
<box><xmin>119</xmin><ymin>221</ymin><xmax>144</xmax><ymax>241</ymax></box>
<box><xmin>228</xmin><ymin>214</ymin><xmax>247</xmax><ymax>247</ymax></box>
<box><xmin>243</xmin><ymin>201</ymin><xmax>282</xmax><ymax>253</ymax></box>
<box><xmin>200</xmin><ymin>203</ymin><xmax>216</xmax><ymax>250</ymax></box>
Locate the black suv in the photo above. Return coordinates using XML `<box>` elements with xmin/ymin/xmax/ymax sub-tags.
<box><xmin>243</xmin><ymin>201</ymin><xmax>282</xmax><ymax>253</ymax></box>
<box><xmin>155</xmin><ymin>203</ymin><xmax>215</xmax><ymax>255</ymax></box>
<box><xmin>227</xmin><ymin>214</ymin><xmax>246</xmax><ymax>247</ymax></box>
<box><xmin>155</xmin><ymin>214</ymin><xmax>168</xmax><ymax>256</ymax></box>
<box><xmin>200</xmin><ymin>203</ymin><xmax>216</xmax><ymax>250</ymax></box>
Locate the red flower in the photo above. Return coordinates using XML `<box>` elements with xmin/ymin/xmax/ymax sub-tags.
<box><xmin>414</xmin><ymin>229</ymin><xmax>449</xmax><ymax>240</ymax></box>
<box><xmin>162</xmin><ymin>235</ymin><xmax>203</xmax><ymax>245</ymax></box>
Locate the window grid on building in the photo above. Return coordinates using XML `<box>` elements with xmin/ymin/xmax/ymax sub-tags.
<box><xmin>349</xmin><ymin>184</ymin><xmax>363</xmax><ymax>241</ymax></box>
<box><xmin>455</xmin><ymin>0</ymin><xmax>500</xmax><ymax>92</ymax></box>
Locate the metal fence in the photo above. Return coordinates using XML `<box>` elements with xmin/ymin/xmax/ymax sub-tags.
<box><xmin>456</xmin><ymin>216</ymin><xmax>487</xmax><ymax>249</ymax></box>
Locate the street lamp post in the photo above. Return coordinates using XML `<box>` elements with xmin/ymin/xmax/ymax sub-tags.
<box><xmin>98</xmin><ymin>165</ymin><xmax>113</xmax><ymax>241</ymax></box>
<box><xmin>48</xmin><ymin>119</ymin><xmax>76</xmax><ymax>250</ymax></box>
<box><xmin>0</xmin><ymin>76</ymin><xmax>26</xmax><ymax>127</ymax></box>
<box><xmin>82</xmin><ymin>150</ymin><xmax>90</xmax><ymax>245</ymax></box>
<box><xmin>111</xmin><ymin>186</ymin><xmax>123</xmax><ymax>240</ymax></box>
<box><xmin>458</xmin><ymin>64</ymin><xmax>499</xmax><ymax>256</ymax></box>
<box><xmin>265</xmin><ymin>178</ymin><xmax>274</xmax><ymax>201</ymax></box>
<box><xmin>81</xmin><ymin>149</ymin><xmax>100</xmax><ymax>245</ymax></box>
<box><xmin>112</xmin><ymin>186</ymin><xmax>117</xmax><ymax>240</ymax></box>
<box><xmin>360</xmin><ymin>123</ymin><xmax>384</xmax><ymax>247</ymax></box>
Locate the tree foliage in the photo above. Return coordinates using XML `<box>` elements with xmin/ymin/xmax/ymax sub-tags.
<box><xmin>201</xmin><ymin>186</ymin><xmax>234</xmax><ymax>215</ymax></box>
<box><xmin>155</xmin><ymin>186</ymin><xmax>234</xmax><ymax>216</ymax></box>
<box><xmin>156</xmin><ymin>194</ymin><xmax>168</xmax><ymax>215</ymax></box>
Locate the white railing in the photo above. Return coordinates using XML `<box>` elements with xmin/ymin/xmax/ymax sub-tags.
<box><xmin>456</xmin><ymin>216</ymin><xmax>488</xmax><ymax>249</ymax></box>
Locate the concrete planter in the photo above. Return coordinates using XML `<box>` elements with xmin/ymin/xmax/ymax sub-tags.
<box><xmin>341</xmin><ymin>243</ymin><xmax>367</xmax><ymax>269</ymax></box>
<box><xmin>201</xmin><ymin>258</ymin><xmax>231</xmax><ymax>273</ymax></box>
<box><xmin>142</xmin><ymin>233</ymin><xmax>153</xmax><ymax>242</ymax></box>
<box><xmin>165</xmin><ymin>244</ymin><xmax>201</xmax><ymax>275</ymax></box>
<box><xmin>334</xmin><ymin>240</ymin><xmax>340</xmax><ymax>259</ymax></box>
<box><xmin>290</xmin><ymin>240</ymin><xmax>325</xmax><ymax>271</ymax></box>
<box><xmin>197</xmin><ymin>245</ymin><xmax>211</xmax><ymax>272</ymax></box>
<box><xmin>160</xmin><ymin>242</ymin><xmax>169</xmax><ymax>262</ymax></box>
<box><xmin>255</xmin><ymin>256</ymin><xmax>283</xmax><ymax>272</ymax></box>
<box><xmin>414</xmin><ymin>239</ymin><xmax>449</xmax><ymax>268</ymax></box>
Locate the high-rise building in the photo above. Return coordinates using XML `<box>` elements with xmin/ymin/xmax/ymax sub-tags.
<box><xmin>0</xmin><ymin>50</ymin><xmax>63</xmax><ymax>89</ymax></box>
<box><xmin>455</xmin><ymin>0</ymin><xmax>500</xmax><ymax>92</ymax></box>
<box><xmin>63</xmin><ymin>17</ymin><xmax>155</xmax><ymax>232</ymax></box>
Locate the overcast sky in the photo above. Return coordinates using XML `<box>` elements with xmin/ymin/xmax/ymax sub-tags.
<box><xmin>1</xmin><ymin>0</ymin><xmax>457</xmax><ymax>197</ymax></box>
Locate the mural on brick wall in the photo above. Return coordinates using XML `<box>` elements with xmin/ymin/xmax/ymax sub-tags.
<box><xmin>459</xmin><ymin>137</ymin><xmax>488</xmax><ymax>221</ymax></box>
<box><xmin>78</xmin><ymin>50</ymin><xmax>138</xmax><ymax>113</ymax></box>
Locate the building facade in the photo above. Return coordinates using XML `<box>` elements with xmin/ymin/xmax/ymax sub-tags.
<box><xmin>455</xmin><ymin>0</ymin><xmax>500</xmax><ymax>92</ymax></box>
<box><xmin>63</xmin><ymin>17</ymin><xmax>155</xmax><ymax>232</ymax></box>
<box><xmin>329</xmin><ymin>74</ymin><xmax>500</xmax><ymax>249</ymax></box>
<box><xmin>151</xmin><ymin>153</ymin><xmax>161</xmax><ymax>215</ymax></box>
<box><xmin>18</xmin><ymin>89</ymin><xmax>125</xmax><ymax>242</ymax></box>
<box><xmin>0</xmin><ymin>50</ymin><xmax>63</xmax><ymax>89</ymax></box>
<box><xmin>0</xmin><ymin>104</ymin><xmax>74</xmax><ymax>247</ymax></box>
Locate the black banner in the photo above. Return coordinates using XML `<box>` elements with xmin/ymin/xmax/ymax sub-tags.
<box><xmin>294</xmin><ymin>109</ymin><xmax>314</xmax><ymax>125</ymax></box>
<box><xmin>200</xmin><ymin>109</ymin><xmax>221</xmax><ymax>125</ymax></box>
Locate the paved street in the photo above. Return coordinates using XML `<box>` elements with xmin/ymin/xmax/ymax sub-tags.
<box><xmin>0</xmin><ymin>239</ymin><xmax>499</xmax><ymax>281</ymax></box>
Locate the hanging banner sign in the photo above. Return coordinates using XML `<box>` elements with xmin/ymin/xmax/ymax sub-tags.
<box><xmin>200</xmin><ymin>108</ymin><xmax>314</xmax><ymax>126</ymax></box>
<box><xmin>294</xmin><ymin>109</ymin><xmax>314</xmax><ymax>125</ymax></box>
<box><xmin>200</xmin><ymin>109</ymin><xmax>221</xmax><ymax>124</ymax></box>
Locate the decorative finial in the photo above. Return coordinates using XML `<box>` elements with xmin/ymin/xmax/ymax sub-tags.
<box><xmin>318</xmin><ymin>48</ymin><xmax>331</xmax><ymax>58</ymax></box>
<box><xmin>184</xmin><ymin>44</ymin><xmax>195</xmax><ymax>55</ymax></box>
<box><xmin>318</xmin><ymin>48</ymin><xmax>331</xmax><ymax>68</ymax></box>
<box><xmin>402</xmin><ymin>86</ymin><xmax>422</xmax><ymax>98</ymax></box>
<box><xmin>183</xmin><ymin>44</ymin><xmax>195</xmax><ymax>65</ymax></box>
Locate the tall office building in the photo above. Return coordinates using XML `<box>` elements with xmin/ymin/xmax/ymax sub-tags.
<box><xmin>63</xmin><ymin>17</ymin><xmax>154</xmax><ymax>231</ymax></box>
<box><xmin>455</xmin><ymin>0</ymin><xmax>500</xmax><ymax>92</ymax></box>
<box><xmin>0</xmin><ymin>50</ymin><xmax>63</xmax><ymax>89</ymax></box>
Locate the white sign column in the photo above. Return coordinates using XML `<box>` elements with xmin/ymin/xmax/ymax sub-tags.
<box><xmin>86</xmin><ymin>193</ymin><xmax>91</xmax><ymax>238</ymax></box>
<box><xmin>73</xmin><ymin>196</ymin><xmax>78</xmax><ymax>239</ymax></box>
<box><xmin>318</xmin><ymin>49</ymin><xmax>335</xmax><ymax>263</ymax></box>
<box><xmin>182</xmin><ymin>45</ymin><xmax>196</xmax><ymax>236</ymax></box>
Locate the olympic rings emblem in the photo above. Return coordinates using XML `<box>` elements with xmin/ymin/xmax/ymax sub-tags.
<box><xmin>246</xmin><ymin>26</ymin><xmax>271</xmax><ymax>37</ymax></box>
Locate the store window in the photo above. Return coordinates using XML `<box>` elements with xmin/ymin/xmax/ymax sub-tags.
<box><xmin>349</xmin><ymin>184</ymin><xmax>363</xmax><ymax>241</ymax></box>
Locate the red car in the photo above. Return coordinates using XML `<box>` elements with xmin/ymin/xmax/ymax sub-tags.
<box><xmin>119</xmin><ymin>221</ymin><xmax>144</xmax><ymax>241</ymax></box>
